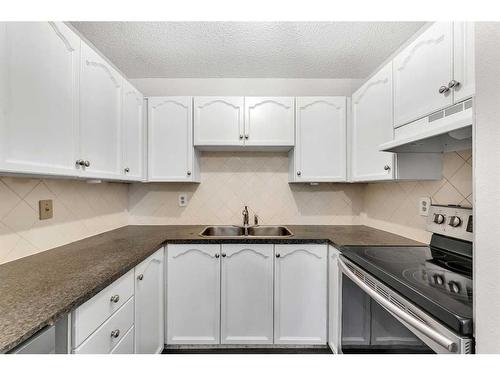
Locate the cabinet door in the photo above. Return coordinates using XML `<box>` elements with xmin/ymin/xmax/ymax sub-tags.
<box><xmin>453</xmin><ymin>22</ymin><xmax>475</xmax><ymax>103</ymax></box>
<box><xmin>167</xmin><ymin>244</ymin><xmax>221</xmax><ymax>344</ymax></box>
<box><xmin>328</xmin><ymin>246</ymin><xmax>342</xmax><ymax>354</ymax></box>
<box><xmin>122</xmin><ymin>81</ymin><xmax>144</xmax><ymax>181</ymax></box>
<box><xmin>393</xmin><ymin>22</ymin><xmax>453</xmax><ymax>127</ymax></box>
<box><xmin>351</xmin><ymin>62</ymin><xmax>395</xmax><ymax>181</ymax></box>
<box><xmin>294</xmin><ymin>97</ymin><xmax>346</xmax><ymax>182</ymax></box>
<box><xmin>221</xmin><ymin>244</ymin><xmax>273</xmax><ymax>344</ymax></box>
<box><xmin>148</xmin><ymin>97</ymin><xmax>197</xmax><ymax>181</ymax></box>
<box><xmin>80</xmin><ymin>41</ymin><xmax>122</xmax><ymax>179</ymax></box>
<box><xmin>0</xmin><ymin>22</ymin><xmax>80</xmax><ymax>176</ymax></box>
<box><xmin>244</xmin><ymin>97</ymin><xmax>295</xmax><ymax>146</ymax></box>
<box><xmin>274</xmin><ymin>244</ymin><xmax>327</xmax><ymax>344</ymax></box>
<box><xmin>134</xmin><ymin>248</ymin><xmax>164</xmax><ymax>354</ymax></box>
<box><xmin>194</xmin><ymin>97</ymin><xmax>244</xmax><ymax>146</ymax></box>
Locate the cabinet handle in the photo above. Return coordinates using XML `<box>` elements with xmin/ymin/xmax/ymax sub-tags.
<box><xmin>384</xmin><ymin>165</ymin><xmax>391</xmax><ymax>171</ymax></box>
<box><xmin>276</xmin><ymin>253</ymin><xmax>281</xmax><ymax>258</ymax></box>
<box><xmin>110</xmin><ymin>329</ymin><xmax>120</xmax><ymax>338</ymax></box>
<box><xmin>297</xmin><ymin>171</ymin><xmax>302</xmax><ymax>176</ymax></box>
<box><xmin>187</xmin><ymin>171</ymin><xmax>191</xmax><ymax>176</ymax></box>
<box><xmin>438</xmin><ymin>85</ymin><xmax>450</xmax><ymax>94</ymax></box>
<box><xmin>448</xmin><ymin>80</ymin><xmax>460</xmax><ymax>89</ymax></box>
<box><xmin>110</xmin><ymin>295</ymin><xmax>120</xmax><ymax>303</ymax></box>
<box><xmin>137</xmin><ymin>274</ymin><xmax>144</xmax><ymax>281</ymax></box>
<box><xmin>124</xmin><ymin>167</ymin><xmax>130</xmax><ymax>173</ymax></box>
<box><xmin>239</xmin><ymin>135</ymin><xmax>244</xmax><ymax>140</ymax></box>
<box><xmin>221</xmin><ymin>253</ymin><xmax>226</xmax><ymax>257</ymax></box>
<box><xmin>244</xmin><ymin>135</ymin><xmax>249</xmax><ymax>140</ymax></box>
<box><xmin>215</xmin><ymin>254</ymin><xmax>220</xmax><ymax>258</ymax></box>
<box><xmin>76</xmin><ymin>159</ymin><xmax>85</xmax><ymax>167</ymax></box>
<box><xmin>84</xmin><ymin>160</ymin><xmax>90</xmax><ymax>167</ymax></box>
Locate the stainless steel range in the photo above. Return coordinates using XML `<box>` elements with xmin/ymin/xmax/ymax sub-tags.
<box><xmin>339</xmin><ymin>205</ymin><xmax>473</xmax><ymax>354</ymax></box>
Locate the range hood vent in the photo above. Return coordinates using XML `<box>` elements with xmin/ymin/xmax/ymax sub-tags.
<box><xmin>380</xmin><ymin>99</ymin><xmax>473</xmax><ymax>153</ymax></box>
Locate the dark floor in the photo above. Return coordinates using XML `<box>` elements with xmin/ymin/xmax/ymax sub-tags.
<box><xmin>162</xmin><ymin>347</ymin><xmax>333</xmax><ymax>354</ymax></box>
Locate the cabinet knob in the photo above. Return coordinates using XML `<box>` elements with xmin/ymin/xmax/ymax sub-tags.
<box><xmin>110</xmin><ymin>295</ymin><xmax>120</xmax><ymax>303</ymax></box>
<box><xmin>297</xmin><ymin>171</ymin><xmax>301</xmax><ymax>176</ymax></box>
<box><xmin>76</xmin><ymin>159</ymin><xmax>85</xmax><ymax>167</ymax></box>
<box><xmin>384</xmin><ymin>165</ymin><xmax>391</xmax><ymax>171</ymax></box>
<box><xmin>221</xmin><ymin>253</ymin><xmax>226</xmax><ymax>258</ymax></box>
<box><xmin>448</xmin><ymin>80</ymin><xmax>460</xmax><ymax>89</ymax></box>
<box><xmin>137</xmin><ymin>274</ymin><xmax>144</xmax><ymax>281</ymax></box>
<box><xmin>110</xmin><ymin>329</ymin><xmax>120</xmax><ymax>338</ymax></box>
<box><xmin>124</xmin><ymin>167</ymin><xmax>130</xmax><ymax>173</ymax></box>
<box><xmin>187</xmin><ymin>171</ymin><xmax>191</xmax><ymax>176</ymax></box>
<box><xmin>244</xmin><ymin>135</ymin><xmax>249</xmax><ymax>140</ymax></box>
<box><xmin>439</xmin><ymin>85</ymin><xmax>450</xmax><ymax>94</ymax></box>
<box><xmin>276</xmin><ymin>253</ymin><xmax>281</xmax><ymax>258</ymax></box>
<box><xmin>215</xmin><ymin>253</ymin><xmax>220</xmax><ymax>258</ymax></box>
<box><xmin>84</xmin><ymin>160</ymin><xmax>90</xmax><ymax>167</ymax></box>
<box><xmin>239</xmin><ymin>135</ymin><xmax>244</xmax><ymax>140</ymax></box>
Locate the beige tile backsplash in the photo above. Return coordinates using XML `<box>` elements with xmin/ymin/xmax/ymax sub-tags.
<box><xmin>0</xmin><ymin>150</ymin><xmax>472</xmax><ymax>265</ymax></box>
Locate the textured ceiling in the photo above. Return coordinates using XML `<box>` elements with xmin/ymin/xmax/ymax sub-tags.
<box><xmin>71</xmin><ymin>22</ymin><xmax>425</xmax><ymax>79</ymax></box>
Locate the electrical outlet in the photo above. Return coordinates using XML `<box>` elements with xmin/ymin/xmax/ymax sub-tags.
<box><xmin>419</xmin><ymin>197</ymin><xmax>431</xmax><ymax>216</ymax></box>
<box><xmin>178</xmin><ymin>193</ymin><xmax>188</xmax><ymax>207</ymax></box>
<box><xmin>39</xmin><ymin>199</ymin><xmax>53</xmax><ymax>220</ymax></box>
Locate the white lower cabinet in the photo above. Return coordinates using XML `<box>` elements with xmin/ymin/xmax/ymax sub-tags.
<box><xmin>221</xmin><ymin>244</ymin><xmax>274</xmax><ymax>344</ymax></box>
<box><xmin>166</xmin><ymin>244</ymin><xmax>221</xmax><ymax>344</ymax></box>
<box><xmin>328</xmin><ymin>246</ymin><xmax>342</xmax><ymax>354</ymax></box>
<box><xmin>134</xmin><ymin>248</ymin><xmax>164</xmax><ymax>354</ymax></box>
<box><xmin>274</xmin><ymin>244</ymin><xmax>328</xmax><ymax>344</ymax></box>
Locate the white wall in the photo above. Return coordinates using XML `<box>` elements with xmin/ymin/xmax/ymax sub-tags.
<box><xmin>131</xmin><ymin>78</ymin><xmax>362</xmax><ymax>97</ymax></box>
<box><xmin>473</xmin><ymin>22</ymin><xmax>500</xmax><ymax>353</ymax></box>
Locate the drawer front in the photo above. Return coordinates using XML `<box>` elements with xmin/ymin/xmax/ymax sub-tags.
<box><xmin>72</xmin><ymin>270</ymin><xmax>134</xmax><ymax>347</ymax></box>
<box><xmin>73</xmin><ymin>297</ymin><xmax>134</xmax><ymax>354</ymax></box>
<box><xmin>110</xmin><ymin>326</ymin><xmax>135</xmax><ymax>354</ymax></box>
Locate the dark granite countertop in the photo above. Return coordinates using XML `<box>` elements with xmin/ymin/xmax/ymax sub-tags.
<box><xmin>0</xmin><ymin>224</ymin><xmax>423</xmax><ymax>353</ymax></box>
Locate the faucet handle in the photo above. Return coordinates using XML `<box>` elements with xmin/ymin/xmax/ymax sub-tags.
<box><xmin>254</xmin><ymin>214</ymin><xmax>259</xmax><ymax>226</ymax></box>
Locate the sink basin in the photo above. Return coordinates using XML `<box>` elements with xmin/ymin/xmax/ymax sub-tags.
<box><xmin>199</xmin><ymin>225</ymin><xmax>293</xmax><ymax>237</ymax></box>
<box><xmin>247</xmin><ymin>226</ymin><xmax>293</xmax><ymax>237</ymax></box>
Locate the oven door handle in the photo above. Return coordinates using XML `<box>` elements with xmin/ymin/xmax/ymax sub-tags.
<box><xmin>338</xmin><ymin>258</ymin><xmax>457</xmax><ymax>353</ymax></box>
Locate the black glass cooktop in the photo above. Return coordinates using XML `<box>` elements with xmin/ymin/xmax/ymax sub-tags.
<box><xmin>341</xmin><ymin>236</ymin><xmax>473</xmax><ymax>336</ymax></box>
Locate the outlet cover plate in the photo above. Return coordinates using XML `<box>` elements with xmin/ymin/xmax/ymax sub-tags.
<box><xmin>39</xmin><ymin>199</ymin><xmax>53</xmax><ymax>220</ymax></box>
<box><xmin>178</xmin><ymin>193</ymin><xmax>188</xmax><ymax>207</ymax></box>
<box><xmin>419</xmin><ymin>197</ymin><xmax>431</xmax><ymax>216</ymax></box>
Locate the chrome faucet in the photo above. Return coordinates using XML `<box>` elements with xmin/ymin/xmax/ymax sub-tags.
<box><xmin>242</xmin><ymin>205</ymin><xmax>249</xmax><ymax>227</ymax></box>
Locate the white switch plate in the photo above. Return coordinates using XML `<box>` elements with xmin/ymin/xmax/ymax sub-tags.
<box><xmin>418</xmin><ymin>197</ymin><xmax>431</xmax><ymax>216</ymax></box>
<box><xmin>178</xmin><ymin>193</ymin><xmax>188</xmax><ymax>207</ymax></box>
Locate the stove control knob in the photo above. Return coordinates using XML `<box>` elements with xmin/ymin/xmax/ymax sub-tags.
<box><xmin>448</xmin><ymin>216</ymin><xmax>462</xmax><ymax>227</ymax></box>
<box><xmin>433</xmin><ymin>274</ymin><xmax>445</xmax><ymax>286</ymax></box>
<box><xmin>449</xmin><ymin>281</ymin><xmax>461</xmax><ymax>294</ymax></box>
<box><xmin>433</xmin><ymin>213</ymin><xmax>445</xmax><ymax>224</ymax></box>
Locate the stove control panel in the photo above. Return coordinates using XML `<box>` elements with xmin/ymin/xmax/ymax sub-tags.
<box><xmin>426</xmin><ymin>205</ymin><xmax>473</xmax><ymax>242</ymax></box>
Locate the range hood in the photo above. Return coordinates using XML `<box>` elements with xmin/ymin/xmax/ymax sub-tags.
<box><xmin>379</xmin><ymin>99</ymin><xmax>473</xmax><ymax>153</ymax></box>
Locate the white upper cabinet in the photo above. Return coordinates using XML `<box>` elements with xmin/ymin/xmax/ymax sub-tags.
<box><xmin>244</xmin><ymin>97</ymin><xmax>295</xmax><ymax>147</ymax></box>
<box><xmin>167</xmin><ymin>244</ymin><xmax>221</xmax><ymax>345</ymax></box>
<box><xmin>0</xmin><ymin>22</ymin><xmax>80</xmax><ymax>176</ymax></box>
<box><xmin>393</xmin><ymin>22</ymin><xmax>454</xmax><ymax>127</ymax></box>
<box><xmin>453</xmin><ymin>22</ymin><xmax>475</xmax><ymax>103</ymax></box>
<box><xmin>194</xmin><ymin>96</ymin><xmax>244</xmax><ymax>146</ymax></box>
<box><xmin>79</xmin><ymin>41</ymin><xmax>123</xmax><ymax>179</ymax></box>
<box><xmin>148</xmin><ymin>97</ymin><xmax>199</xmax><ymax>182</ymax></box>
<box><xmin>220</xmin><ymin>244</ymin><xmax>274</xmax><ymax>344</ymax></box>
<box><xmin>274</xmin><ymin>244</ymin><xmax>327</xmax><ymax>345</ymax></box>
<box><xmin>290</xmin><ymin>97</ymin><xmax>346</xmax><ymax>182</ymax></box>
<box><xmin>351</xmin><ymin>63</ymin><xmax>395</xmax><ymax>181</ymax></box>
<box><xmin>134</xmin><ymin>248</ymin><xmax>164</xmax><ymax>354</ymax></box>
<box><xmin>122</xmin><ymin>80</ymin><xmax>144</xmax><ymax>181</ymax></box>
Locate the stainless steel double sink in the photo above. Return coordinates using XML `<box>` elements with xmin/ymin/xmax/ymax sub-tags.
<box><xmin>200</xmin><ymin>225</ymin><xmax>293</xmax><ymax>238</ymax></box>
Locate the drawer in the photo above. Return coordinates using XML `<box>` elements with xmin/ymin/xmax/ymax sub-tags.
<box><xmin>72</xmin><ymin>270</ymin><xmax>134</xmax><ymax>347</ymax></box>
<box><xmin>110</xmin><ymin>326</ymin><xmax>135</xmax><ymax>354</ymax></box>
<box><xmin>73</xmin><ymin>296</ymin><xmax>134</xmax><ymax>354</ymax></box>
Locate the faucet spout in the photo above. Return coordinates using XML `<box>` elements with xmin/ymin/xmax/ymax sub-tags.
<box><xmin>242</xmin><ymin>206</ymin><xmax>249</xmax><ymax>228</ymax></box>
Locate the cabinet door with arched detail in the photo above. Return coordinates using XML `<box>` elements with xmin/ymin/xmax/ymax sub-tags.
<box><xmin>274</xmin><ymin>244</ymin><xmax>328</xmax><ymax>345</ymax></box>
<box><xmin>167</xmin><ymin>244</ymin><xmax>221</xmax><ymax>345</ymax></box>
<box><xmin>220</xmin><ymin>244</ymin><xmax>274</xmax><ymax>344</ymax></box>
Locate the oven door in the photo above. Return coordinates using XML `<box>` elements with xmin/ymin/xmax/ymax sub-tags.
<box><xmin>338</xmin><ymin>257</ymin><xmax>472</xmax><ymax>354</ymax></box>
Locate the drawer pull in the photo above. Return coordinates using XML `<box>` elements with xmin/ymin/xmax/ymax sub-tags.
<box><xmin>110</xmin><ymin>295</ymin><xmax>120</xmax><ymax>303</ymax></box>
<box><xmin>110</xmin><ymin>329</ymin><xmax>120</xmax><ymax>338</ymax></box>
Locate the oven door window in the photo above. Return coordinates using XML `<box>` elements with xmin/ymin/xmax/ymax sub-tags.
<box><xmin>341</xmin><ymin>275</ymin><xmax>434</xmax><ymax>354</ymax></box>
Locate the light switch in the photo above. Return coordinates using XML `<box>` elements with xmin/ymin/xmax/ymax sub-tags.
<box><xmin>39</xmin><ymin>200</ymin><xmax>53</xmax><ymax>220</ymax></box>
